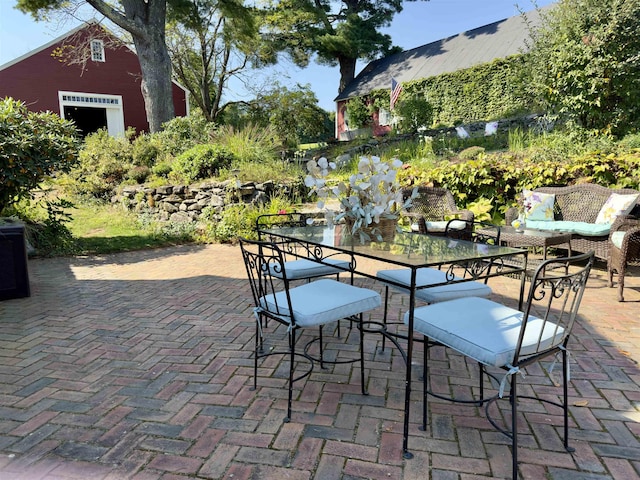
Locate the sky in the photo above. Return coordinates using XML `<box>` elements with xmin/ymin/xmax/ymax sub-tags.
<box><xmin>0</xmin><ymin>0</ymin><xmax>556</xmax><ymax>112</ymax></box>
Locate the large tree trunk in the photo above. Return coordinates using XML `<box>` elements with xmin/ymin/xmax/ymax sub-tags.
<box><xmin>89</xmin><ymin>0</ymin><xmax>175</xmax><ymax>132</ymax></box>
<box><xmin>338</xmin><ymin>55</ymin><xmax>357</xmax><ymax>93</ymax></box>
<box><xmin>131</xmin><ymin>27</ymin><xmax>175</xmax><ymax>132</ymax></box>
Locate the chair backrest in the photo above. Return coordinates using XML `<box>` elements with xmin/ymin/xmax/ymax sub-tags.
<box><xmin>255</xmin><ymin>213</ymin><xmax>308</xmax><ymax>239</ymax></box>
<box><xmin>514</xmin><ymin>251</ymin><xmax>594</xmax><ymax>365</ymax></box>
<box><xmin>255</xmin><ymin>212</ymin><xmax>341</xmax><ymax>267</ymax></box>
<box><xmin>444</xmin><ymin>220</ymin><xmax>501</xmax><ymax>280</ymax></box>
<box><xmin>403</xmin><ymin>186</ymin><xmax>458</xmax><ymax>221</ymax></box>
<box><xmin>239</xmin><ymin>237</ymin><xmax>295</xmax><ymax>324</ymax></box>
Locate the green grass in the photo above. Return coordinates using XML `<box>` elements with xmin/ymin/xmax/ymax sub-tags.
<box><xmin>67</xmin><ymin>201</ymin><xmax>195</xmax><ymax>255</ymax></box>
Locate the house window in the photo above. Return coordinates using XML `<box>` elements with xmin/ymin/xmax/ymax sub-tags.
<box><xmin>378</xmin><ymin>108</ymin><xmax>391</xmax><ymax>126</ymax></box>
<box><xmin>90</xmin><ymin>39</ymin><xmax>105</xmax><ymax>62</ymax></box>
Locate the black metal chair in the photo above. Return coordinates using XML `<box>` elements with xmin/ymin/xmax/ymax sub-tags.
<box><xmin>256</xmin><ymin>213</ymin><xmax>351</xmax><ymax>282</ymax></box>
<box><xmin>406</xmin><ymin>251</ymin><xmax>594</xmax><ymax>479</ymax></box>
<box><xmin>376</xmin><ymin>220</ymin><xmax>501</xmax><ymax>349</ymax></box>
<box><xmin>239</xmin><ymin>237</ymin><xmax>381</xmax><ymax>422</ymax></box>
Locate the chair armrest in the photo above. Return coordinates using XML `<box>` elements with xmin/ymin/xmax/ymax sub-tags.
<box><xmin>613</xmin><ymin>225</ymin><xmax>640</xmax><ymax>262</ymax></box>
<box><xmin>505</xmin><ymin>207</ymin><xmax>519</xmax><ymax>225</ymax></box>
<box><xmin>455</xmin><ymin>209</ymin><xmax>474</xmax><ymax>222</ymax></box>
<box><xmin>401</xmin><ymin>212</ymin><xmax>427</xmax><ymax>233</ymax></box>
<box><xmin>610</xmin><ymin>215</ymin><xmax>640</xmax><ymax>238</ymax></box>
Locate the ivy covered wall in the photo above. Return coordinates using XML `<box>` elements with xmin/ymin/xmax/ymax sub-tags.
<box><xmin>369</xmin><ymin>54</ymin><xmax>538</xmax><ymax>127</ymax></box>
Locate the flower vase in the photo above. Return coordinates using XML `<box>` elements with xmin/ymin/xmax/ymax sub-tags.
<box><xmin>346</xmin><ymin>217</ymin><xmax>398</xmax><ymax>243</ymax></box>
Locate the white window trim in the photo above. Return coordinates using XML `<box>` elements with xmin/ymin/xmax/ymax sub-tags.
<box><xmin>90</xmin><ymin>39</ymin><xmax>105</xmax><ymax>62</ymax></box>
<box><xmin>58</xmin><ymin>91</ymin><xmax>125</xmax><ymax>138</ymax></box>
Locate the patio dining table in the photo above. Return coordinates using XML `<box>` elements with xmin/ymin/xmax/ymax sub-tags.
<box><xmin>258</xmin><ymin>223</ymin><xmax>528</xmax><ymax>458</ymax></box>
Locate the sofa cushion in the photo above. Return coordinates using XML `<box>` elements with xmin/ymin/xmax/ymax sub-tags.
<box><xmin>523</xmin><ymin>189</ymin><xmax>555</xmax><ymax>221</ymax></box>
<box><xmin>595</xmin><ymin>193</ymin><xmax>640</xmax><ymax>224</ymax></box>
<box><xmin>525</xmin><ymin>220</ymin><xmax>611</xmax><ymax>236</ymax></box>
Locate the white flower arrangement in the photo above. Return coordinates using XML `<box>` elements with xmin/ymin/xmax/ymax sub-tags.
<box><xmin>304</xmin><ymin>155</ymin><xmax>416</xmax><ymax>240</ymax></box>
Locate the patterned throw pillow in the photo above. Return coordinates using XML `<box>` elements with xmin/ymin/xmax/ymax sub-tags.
<box><xmin>523</xmin><ymin>189</ymin><xmax>555</xmax><ymax>221</ymax></box>
<box><xmin>595</xmin><ymin>193</ymin><xmax>639</xmax><ymax>224</ymax></box>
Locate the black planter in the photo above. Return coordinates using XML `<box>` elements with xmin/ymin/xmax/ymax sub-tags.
<box><xmin>0</xmin><ymin>223</ymin><xmax>31</xmax><ymax>300</ymax></box>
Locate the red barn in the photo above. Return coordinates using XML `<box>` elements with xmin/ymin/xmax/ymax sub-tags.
<box><xmin>0</xmin><ymin>21</ymin><xmax>189</xmax><ymax>137</ymax></box>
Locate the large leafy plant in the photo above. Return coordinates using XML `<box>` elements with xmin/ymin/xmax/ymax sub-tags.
<box><xmin>0</xmin><ymin>98</ymin><xmax>80</xmax><ymax>213</ymax></box>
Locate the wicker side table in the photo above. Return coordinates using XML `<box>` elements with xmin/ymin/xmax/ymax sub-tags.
<box><xmin>498</xmin><ymin>226</ymin><xmax>572</xmax><ymax>260</ymax></box>
<box><xmin>478</xmin><ymin>226</ymin><xmax>572</xmax><ymax>276</ymax></box>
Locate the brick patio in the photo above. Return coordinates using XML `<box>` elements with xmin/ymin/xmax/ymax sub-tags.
<box><xmin>0</xmin><ymin>243</ymin><xmax>639</xmax><ymax>479</ymax></box>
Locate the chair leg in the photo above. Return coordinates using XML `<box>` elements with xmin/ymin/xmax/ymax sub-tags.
<box><xmin>511</xmin><ymin>372</ymin><xmax>518</xmax><ymax>480</ymax></box>
<box><xmin>607</xmin><ymin>261</ymin><xmax>614</xmax><ymax>288</ymax></box>
<box><xmin>562</xmin><ymin>348</ymin><xmax>574</xmax><ymax>453</ymax></box>
<box><xmin>617</xmin><ymin>269</ymin><xmax>626</xmax><ymax>302</ymax></box>
<box><xmin>335</xmin><ymin>273</ymin><xmax>342</xmax><ymax>337</ymax></box>
<box><xmin>359</xmin><ymin>313</ymin><xmax>368</xmax><ymax>395</ymax></box>
<box><xmin>286</xmin><ymin>327</ymin><xmax>296</xmax><ymax>423</ymax></box>
<box><xmin>319</xmin><ymin>325</ymin><xmax>325</xmax><ymax>369</ymax></box>
<box><xmin>253</xmin><ymin>315</ymin><xmax>261</xmax><ymax>391</ymax></box>
<box><xmin>381</xmin><ymin>285</ymin><xmax>390</xmax><ymax>352</ymax></box>
<box><xmin>421</xmin><ymin>341</ymin><xmax>428</xmax><ymax>431</ymax></box>
<box><xmin>479</xmin><ymin>363</ymin><xmax>484</xmax><ymax>402</ymax></box>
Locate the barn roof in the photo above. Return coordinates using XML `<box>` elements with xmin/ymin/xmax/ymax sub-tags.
<box><xmin>0</xmin><ymin>20</ymin><xmax>188</xmax><ymax>93</ymax></box>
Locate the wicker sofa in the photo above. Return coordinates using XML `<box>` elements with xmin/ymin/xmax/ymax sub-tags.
<box><xmin>505</xmin><ymin>183</ymin><xmax>640</xmax><ymax>261</ymax></box>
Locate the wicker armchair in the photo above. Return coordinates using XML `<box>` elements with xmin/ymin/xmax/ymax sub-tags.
<box><xmin>402</xmin><ymin>186</ymin><xmax>473</xmax><ymax>235</ymax></box>
<box><xmin>607</xmin><ymin>216</ymin><xmax>640</xmax><ymax>301</ymax></box>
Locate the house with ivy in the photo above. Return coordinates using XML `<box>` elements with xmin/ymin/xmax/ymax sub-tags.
<box><xmin>334</xmin><ymin>6</ymin><xmax>547</xmax><ymax>140</ymax></box>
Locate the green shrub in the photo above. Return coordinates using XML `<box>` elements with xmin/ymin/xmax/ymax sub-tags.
<box><xmin>127</xmin><ymin>166</ymin><xmax>152</xmax><ymax>184</ymax></box>
<box><xmin>402</xmin><ymin>148</ymin><xmax>640</xmax><ymax>219</ymax></box>
<box><xmin>394</xmin><ymin>96</ymin><xmax>434</xmax><ymax>134</ymax></box>
<box><xmin>212</xmin><ymin>124</ymin><xmax>279</xmax><ymax>164</ymax></box>
<box><xmin>152</xmin><ymin>161</ymin><xmax>173</xmax><ymax>178</ymax></box>
<box><xmin>0</xmin><ymin>98</ymin><xmax>80</xmax><ymax>213</ymax></box>
<box><xmin>156</xmin><ymin>112</ymin><xmax>212</xmax><ymax>156</ymax></box>
<box><xmin>67</xmin><ymin>129</ymin><xmax>134</xmax><ymax>198</ymax></box>
<box><xmin>172</xmin><ymin>144</ymin><xmax>234</xmax><ymax>183</ymax></box>
<box><xmin>131</xmin><ymin>134</ymin><xmax>163</xmax><ymax>167</ymax></box>
<box><xmin>201</xmin><ymin>195</ymin><xmax>296</xmax><ymax>243</ymax></box>
<box><xmin>458</xmin><ymin>146</ymin><xmax>485</xmax><ymax>160</ymax></box>
<box><xmin>617</xmin><ymin>132</ymin><xmax>640</xmax><ymax>151</ymax></box>
<box><xmin>345</xmin><ymin>96</ymin><xmax>373</xmax><ymax>129</ymax></box>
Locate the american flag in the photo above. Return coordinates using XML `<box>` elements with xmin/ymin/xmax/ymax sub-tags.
<box><xmin>390</xmin><ymin>77</ymin><xmax>402</xmax><ymax>110</ymax></box>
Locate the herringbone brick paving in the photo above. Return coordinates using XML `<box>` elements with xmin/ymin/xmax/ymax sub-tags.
<box><xmin>0</xmin><ymin>243</ymin><xmax>638</xmax><ymax>479</ymax></box>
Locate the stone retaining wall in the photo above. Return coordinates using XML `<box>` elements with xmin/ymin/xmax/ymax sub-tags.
<box><xmin>112</xmin><ymin>179</ymin><xmax>303</xmax><ymax>224</ymax></box>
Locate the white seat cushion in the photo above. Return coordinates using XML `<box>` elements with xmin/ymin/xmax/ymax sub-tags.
<box><xmin>271</xmin><ymin>258</ymin><xmax>350</xmax><ymax>280</ymax></box>
<box><xmin>410</xmin><ymin>220</ymin><xmax>467</xmax><ymax>233</ymax></box>
<box><xmin>261</xmin><ymin>279</ymin><xmax>381</xmax><ymax>327</ymax></box>
<box><xmin>404</xmin><ymin>297</ymin><xmax>566</xmax><ymax>367</ymax></box>
<box><xmin>377</xmin><ymin>268</ymin><xmax>492</xmax><ymax>303</ymax></box>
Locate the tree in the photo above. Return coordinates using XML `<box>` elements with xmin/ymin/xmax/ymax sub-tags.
<box><xmin>166</xmin><ymin>0</ymin><xmax>269</xmax><ymax>123</ymax></box>
<box><xmin>344</xmin><ymin>96</ymin><xmax>373</xmax><ymax>130</ymax></box>
<box><xmin>243</xmin><ymin>84</ymin><xmax>333</xmax><ymax>147</ymax></box>
<box><xmin>0</xmin><ymin>98</ymin><xmax>80</xmax><ymax>213</ymax></box>
<box><xmin>525</xmin><ymin>0</ymin><xmax>640</xmax><ymax>135</ymax></box>
<box><xmin>263</xmin><ymin>0</ymin><xmax>423</xmax><ymax>94</ymax></box>
<box><xmin>16</xmin><ymin>0</ymin><xmax>175</xmax><ymax>132</ymax></box>
<box><xmin>394</xmin><ymin>96</ymin><xmax>433</xmax><ymax>134</ymax></box>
